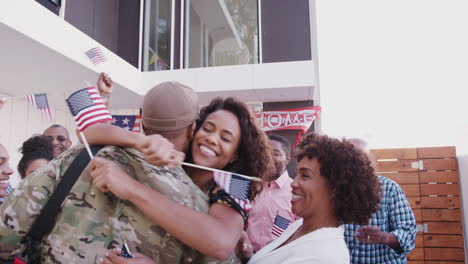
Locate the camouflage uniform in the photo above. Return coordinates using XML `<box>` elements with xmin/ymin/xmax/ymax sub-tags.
<box><xmin>0</xmin><ymin>145</ymin><xmax>240</xmax><ymax>264</ymax></box>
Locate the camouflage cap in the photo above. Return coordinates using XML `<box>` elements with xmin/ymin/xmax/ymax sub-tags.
<box><xmin>142</xmin><ymin>82</ymin><xmax>198</xmax><ymax>131</ymax></box>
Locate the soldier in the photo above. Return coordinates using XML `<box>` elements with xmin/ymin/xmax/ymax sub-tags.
<box><xmin>0</xmin><ymin>82</ymin><xmax>229</xmax><ymax>263</ymax></box>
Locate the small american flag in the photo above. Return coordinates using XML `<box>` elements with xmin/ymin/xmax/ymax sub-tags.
<box><xmin>85</xmin><ymin>47</ymin><xmax>106</xmax><ymax>65</ymax></box>
<box><xmin>120</xmin><ymin>242</ymin><xmax>133</xmax><ymax>258</ymax></box>
<box><xmin>66</xmin><ymin>87</ymin><xmax>112</xmax><ymax>131</ymax></box>
<box><xmin>132</xmin><ymin>115</ymin><xmax>142</xmax><ymax>133</ymax></box>
<box><xmin>272</xmin><ymin>215</ymin><xmax>291</xmax><ymax>237</ymax></box>
<box><xmin>26</xmin><ymin>93</ymin><xmax>53</xmax><ymax>120</ymax></box>
<box><xmin>213</xmin><ymin>171</ymin><xmax>252</xmax><ymax>211</ymax></box>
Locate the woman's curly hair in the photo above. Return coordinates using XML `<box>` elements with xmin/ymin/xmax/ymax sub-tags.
<box><xmin>296</xmin><ymin>133</ymin><xmax>380</xmax><ymax>225</ymax></box>
<box><xmin>193</xmin><ymin>97</ymin><xmax>275</xmax><ymax>196</ymax></box>
<box><xmin>17</xmin><ymin>135</ymin><xmax>53</xmax><ymax>179</ymax></box>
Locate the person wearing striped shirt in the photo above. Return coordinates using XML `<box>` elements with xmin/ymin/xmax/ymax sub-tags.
<box><xmin>0</xmin><ymin>182</ymin><xmax>13</xmax><ymax>204</ymax></box>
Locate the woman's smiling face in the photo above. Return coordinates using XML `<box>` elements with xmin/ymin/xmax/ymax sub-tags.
<box><xmin>191</xmin><ymin>110</ymin><xmax>241</xmax><ymax>170</ymax></box>
<box><xmin>291</xmin><ymin>157</ymin><xmax>334</xmax><ymax>219</ymax></box>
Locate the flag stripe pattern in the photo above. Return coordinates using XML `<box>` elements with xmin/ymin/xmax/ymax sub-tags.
<box><xmin>132</xmin><ymin>115</ymin><xmax>142</xmax><ymax>133</ymax></box>
<box><xmin>85</xmin><ymin>47</ymin><xmax>106</xmax><ymax>65</ymax></box>
<box><xmin>66</xmin><ymin>87</ymin><xmax>112</xmax><ymax>131</ymax></box>
<box><xmin>272</xmin><ymin>215</ymin><xmax>291</xmax><ymax>237</ymax></box>
<box><xmin>120</xmin><ymin>243</ymin><xmax>133</xmax><ymax>258</ymax></box>
<box><xmin>213</xmin><ymin>171</ymin><xmax>252</xmax><ymax>211</ymax></box>
<box><xmin>26</xmin><ymin>93</ymin><xmax>53</xmax><ymax>120</ymax></box>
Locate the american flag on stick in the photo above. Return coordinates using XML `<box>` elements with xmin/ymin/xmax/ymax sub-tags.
<box><xmin>213</xmin><ymin>171</ymin><xmax>252</xmax><ymax>211</ymax></box>
<box><xmin>26</xmin><ymin>93</ymin><xmax>53</xmax><ymax>120</ymax></box>
<box><xmin>66</xmin><ymin>87</ymin><xmax>112</xmax><ymax>131</ymax></box>
<box><xmin>271</xmin><ymin>215</ymin><xmax>291</xmax><ymax>237</ymax></box>
<box><xmin>85</xmin><ymin>47</ymin><xmax>106</xmax><ymax>65</ymax></box>
<box><xmin>120</xmin><ymin>242</ymin><xmax>133</xmax><ymax>258</ymax></box>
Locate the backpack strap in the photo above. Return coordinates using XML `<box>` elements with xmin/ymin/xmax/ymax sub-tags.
<box><xmin>26</xmin><ymin>145</ymin><xmax>104</xmax><ymax>242</ymax></box>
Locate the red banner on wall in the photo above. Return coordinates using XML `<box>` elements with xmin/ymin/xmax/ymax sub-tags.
<box><xmin>255</xmin><ymin>106</ymin><xmax>321</xmax><ymax>132</ymax></box>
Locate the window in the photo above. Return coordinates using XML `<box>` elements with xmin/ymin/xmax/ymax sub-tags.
<box><xmin>142</xmin><ymin>0</ymin><xmax>172</xmax><ymax>71</ymax></box>
<box><xmin>184</xmin><ymin>0</ymin><xmax>258</xmax><ymax>68</ymax></box>
<box><xmin>36</xmin><ymin>0</ymin><xmax>61</xmax><ymax>15</ymax></box>
<box><xmin>141</xmin><ymin>0</ymin><xmax>258</xmax><ymax>71</ymax></box>
<box><xmin>49</xmin><ymin>0</ymin><xmax>60</xmax><ymax>6</ymax></box>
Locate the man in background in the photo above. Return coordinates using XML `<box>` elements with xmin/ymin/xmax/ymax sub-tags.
<box><xmin>43</xmin><ymin>124</ymin><xmax>72</xmax><ymax>158</ymax></box>
<box><xmin>41</xmin><ymin>73</ymin><xmax>113</xmax><ymax>159</ymax></box>
<box><xmin>345</xmin><ymin>138</ymin><xmax>417</xmax><ymax>263</ymax></box>
<box><xmin>246</xmin><ymin>134</ymin><xmax>296</xmax><ymax>253</ymax></box>
<box><xmin>0</xmin><ymin>144</ymin><xmax>13</xmax><ymax>205</ymax></box>
<box><xmin>0</xmin><ymin>99</ymin><xmax>14</xmax><ymax>204</ymax></box>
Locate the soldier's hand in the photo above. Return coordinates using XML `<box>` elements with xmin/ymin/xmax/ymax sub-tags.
<box><xmin>355</xmin><ymin>225</ymin><xmax>387</xmax><ymax>244</ymax></box>
<box><xmin>89</xmin><ymin>157</ymin><xmax>137</xmax><ymax>200</ymax></box>
<box><xmin>97</xmin><ymin>72</ymin><xmax>113</xmax><ymax>97</ymax></box>
<box><xmin>100</xmin><ymin>249</ymin><xmax>156</xmax><ymax>264</ymax></box>
<box><xmin>135</xmin><ymin>134</ymin><xmax>185</xmax><ymax>168</ymax></box>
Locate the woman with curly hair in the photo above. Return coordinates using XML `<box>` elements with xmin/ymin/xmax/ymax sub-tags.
<box><xmin>17</xmin><ymin>135</ymin><xmax>54</xmax><ymax>179</ymax></box>
<box><xmin>246</xmin><ymin>133</ymin><xmax>380</xmax><ymax>264</ymax></box>
<box><xmin>84</xmin><ymin>97</ymin><xmax>274</xmax><ymax>262</ymax></box>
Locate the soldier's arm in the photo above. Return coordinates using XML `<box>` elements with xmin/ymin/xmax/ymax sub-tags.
<box><xmin>0</xmin><ymin>159</ymin><xmax>61</xmax><ymax>259</ymax></box>
<box><xmin>89</xmin><ymin>158</ymin><xmax>243</xmax><ymax>260</ymax></box>
<box><xmin>84</xmin><ymin>124</ymin><xmax>183</xmax><ymax>167</ymax></box>
<box><xmin>128</xmin><ymin>181</ymin><xmax>243</xmax><ymax>260</ymax></box>
<box><xmin>82</xmin><ymin>123</ymin><xmax>142</xmax><ymax>148</ymax></box>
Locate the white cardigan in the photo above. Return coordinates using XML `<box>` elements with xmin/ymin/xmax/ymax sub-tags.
<box><xmin>248</xmin><ymin>219</ymin><xmax>350</xmax><ymax>264</ymax></box>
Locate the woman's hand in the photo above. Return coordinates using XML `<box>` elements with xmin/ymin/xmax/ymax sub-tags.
<box><xmin>134</xmin><ymin>134</ymin><xmax>185</xmax><ymax>168</ymax></box>
<box><xmin>89</xmin><ymin>157</ymin><xmax>139</xmax><ymax>200</ymax></box>
<box><xmin>355</xmin><ymin>225</ymin><xmax>400</xmax><ymax>249</ymax></box>
<box><xmin>355</xmin><ymin>226</ymin><xmax>385</xmax><ymax>244</ymax></box>
<box><xmin>99</xmin><ymin>249</ymin><xmax>156</xmax><ymax>264</ymax></box>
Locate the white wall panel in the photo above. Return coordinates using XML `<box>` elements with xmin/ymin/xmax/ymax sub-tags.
<box><xmin>142</xmin><ymin>60</ymin><xmax>315</xmax><ymax>94</ymax></box>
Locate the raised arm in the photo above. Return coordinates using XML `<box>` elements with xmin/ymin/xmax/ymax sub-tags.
<box><xmin>83</xmin><ymin>124</ymin><xmax>183</xmax><ymax>167</ymax></box>
<box><xmin>97</xmin><ymin>72</ymin><xmax>113</xmax><ymax>110</ymax></box>
<box><xmin>89</xmin><ymin>157</ymin><xmax>244</xmax><ymax>260</ymax></box>
<box><xmin>82</xmin><ymin>123</ymin><xmax>142</xmax><ymax>148</ymax></box>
